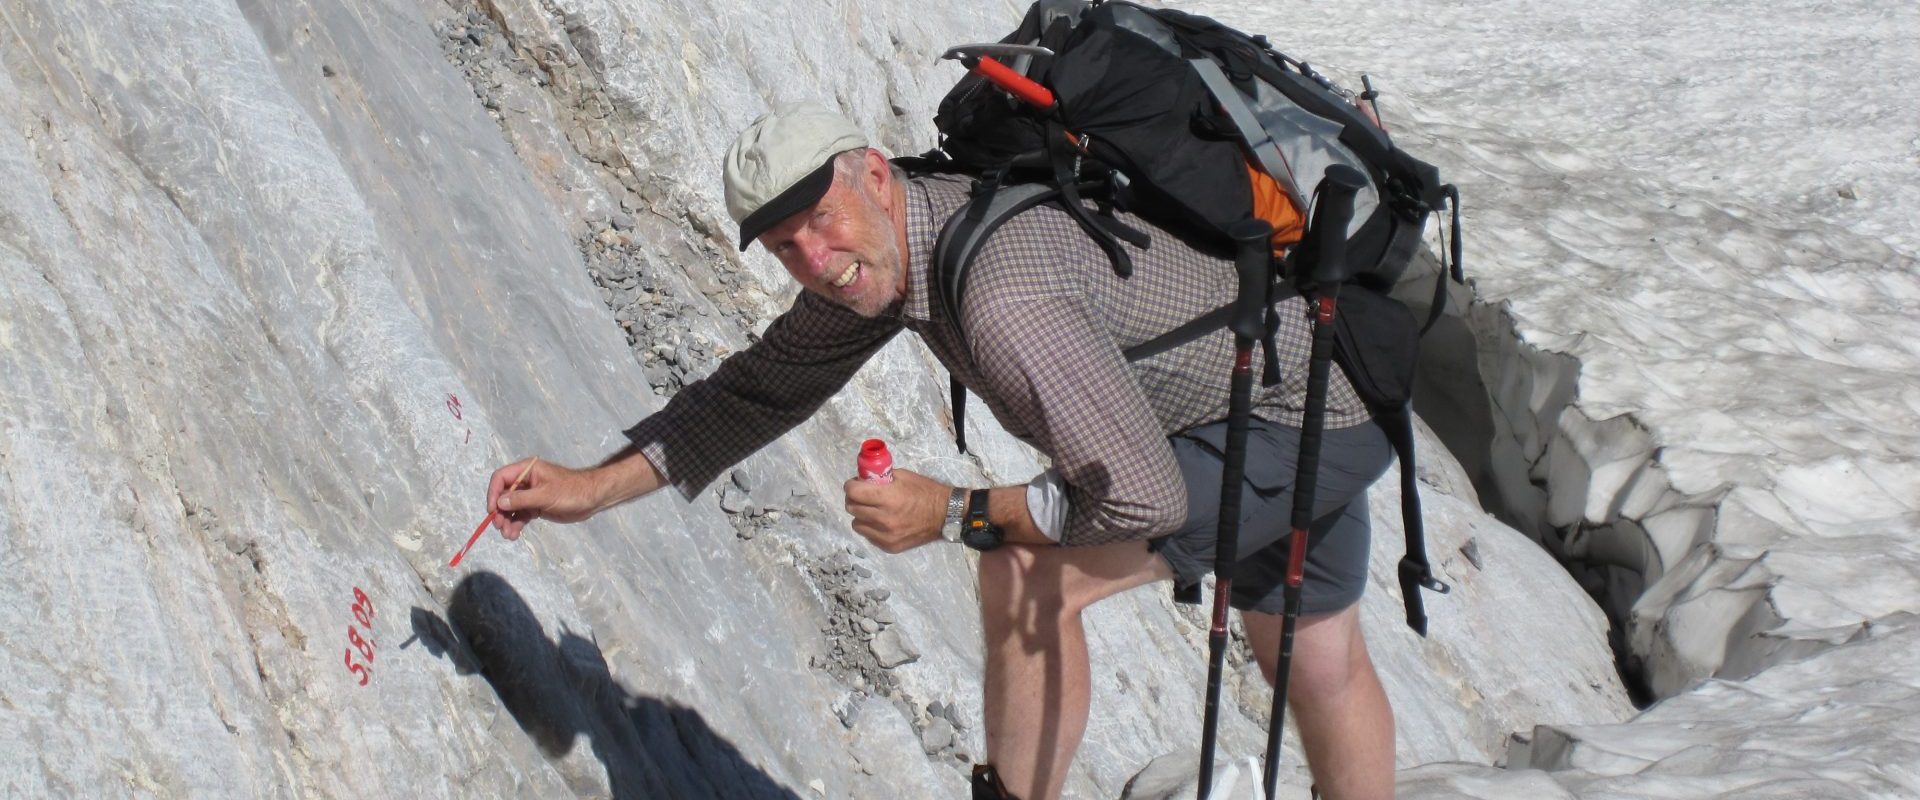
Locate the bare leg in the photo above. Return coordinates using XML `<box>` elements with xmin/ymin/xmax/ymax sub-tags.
<box><xmin>1242</xmin><ymin>605</ymin><xmax>1395</xmax><ymax>800</ymax></box>
<box><xmin>978</xmin><ymin>541</ymin><xmax>1174</xmax><ymax>800</ymax></box>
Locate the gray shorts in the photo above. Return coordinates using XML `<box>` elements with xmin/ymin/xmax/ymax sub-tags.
<box><xmin>1150</xmin><ymin>417</ymin><xmax>1392</xmax><ymax>615</ymax></box>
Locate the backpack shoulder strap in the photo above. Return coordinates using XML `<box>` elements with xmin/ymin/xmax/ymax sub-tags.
<box><xmin>935</xmin><ymin>181</ymin><xmax>1061</xmax><ymax>454</ymax></box>
<box><xmin>933</xmin><ymin>181</ymin><xmax>1062</xmax><ymax>335</ymax></box>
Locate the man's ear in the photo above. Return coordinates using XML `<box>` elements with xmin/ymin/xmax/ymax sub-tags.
<box><xmin>862</xmin><ymin>148</ymin><xmax>893</xmax><ymax>199</ymax></box>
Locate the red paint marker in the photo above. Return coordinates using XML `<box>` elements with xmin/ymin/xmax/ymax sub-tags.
<box><xmin>452</xmin><ymin>458</ymin><xmax>537</xmax><ymax>567</ymax></box>
<box><xmin>858</xmin><ymin>439</ymin><xmax>893</xmax><ymax>483</ymax></box>
<box><xmin>449</xmin><ymin>515</ymin><xmax>494</xmax><ymax>568</ymax></box>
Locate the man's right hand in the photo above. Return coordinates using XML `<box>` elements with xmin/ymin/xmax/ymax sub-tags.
<box><xmin>487</xmin><ymin>458</ymin><xmax>604</xmax><ymax>540</ymax></box>
<box><xmin>485</xmin><ymin>446</ymin><xmax>667</xmax><ymax>541</ymax></box>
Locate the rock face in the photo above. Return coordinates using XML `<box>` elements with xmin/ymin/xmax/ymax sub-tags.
<box><xmin>0</xmin><ymin>0</ymin><xmax>1629</xmax><ymax>797</ymax></box>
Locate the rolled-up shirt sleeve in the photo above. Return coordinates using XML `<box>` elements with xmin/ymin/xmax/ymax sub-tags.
<box><xmin>966</xmin><ymin>294</ymin><xmax>1186</xmax><ymax>546</ymax></box>
<box><xmin>624</xmin><ymin>290</ymin><xmax>902</xmax><ymax>499</ymax></box>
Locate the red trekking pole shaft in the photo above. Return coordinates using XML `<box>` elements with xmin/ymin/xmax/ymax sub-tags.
<box><xmin>1197</xmin><ymin>340</ymin><xmax>1255</xmax><ymax>800</ymax></box>
<box><xmin>1263</xmin><ymin>166</ymin><xmax>1365</xmax><ymax>796</ymax></box>
<box><xmin>1196</xmin><ymin>218</ymin><xmax>1275</xmax><ymax>800</ymax></box>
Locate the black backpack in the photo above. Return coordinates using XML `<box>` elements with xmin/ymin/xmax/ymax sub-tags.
<box><xmin>907</xmin><ymin>0</ymin><xmax>1460</xmax><ymax>634</ymax></box>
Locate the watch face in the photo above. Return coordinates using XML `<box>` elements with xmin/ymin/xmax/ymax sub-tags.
<box><xmin>962</xmin><ymin>521</ymin><xmax>1004</xmax><ymax>551</ymax></box>
<box><xmin>962</xmin><ymin>488</ymin><xmax>1002</xmax><ymax>550</ymax></box>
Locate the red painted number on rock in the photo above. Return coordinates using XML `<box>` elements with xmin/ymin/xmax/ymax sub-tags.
<box><xmin>447</xmin><ymin>394</ymin><xmax>473</xmax><ymax>444</ymax></box>
<box><xmin>352</xmin><ymin>587</ymin><xmax>374</xmax><ymax>628</ymax></box>
<box><xmin>344</xmin><ymin>586</ymin><xmax>376</xmax><ymax>686</ymax></box>
<box><xmin>344</xmin><ymin>648</ymin><xmax>370</xmax><ymax>686</ymax></box>
<box><xmin>348</xmin><ymin>626</ymin><xmax>375</xmax><ymax>663</ymax></box>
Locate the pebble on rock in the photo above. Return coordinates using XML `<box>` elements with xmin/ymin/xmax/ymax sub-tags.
<box><xmin>920</xmin><ymin>718</ymin><xmax>954</xmax><ymax>753</ymax></box>
<box><xmin>870</xmin><ymin>628</ymin><xmax>920</xmax><ymax>668</ymax></box>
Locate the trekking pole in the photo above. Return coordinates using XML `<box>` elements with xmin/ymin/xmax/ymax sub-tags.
<box><xmin>1196</xmin><ymin>217</ymin><xmax>1275</xmax><ymax>800</ymax></box>
<box><xmin>1263</xmin><ymin>165</ymin><xmax>1367</xmax><ymax>796</ymax></box>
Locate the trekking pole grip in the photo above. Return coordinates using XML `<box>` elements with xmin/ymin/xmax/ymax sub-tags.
<box><xmin>1228</xmin><ymin>218</ymin><xmax>1275</xmax><ymax>340</ymax></box>
<box><xmin>1308</xmin><ymin>165</ymin><xmax>1367</xmax><ymax>288</ymax></box>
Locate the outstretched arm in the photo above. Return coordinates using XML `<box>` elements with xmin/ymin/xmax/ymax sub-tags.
<box><xmin>487</xmin><ymin>445</ymin><xmax>665</xmax><ymax>540</ymax></box>
<box><xmin>481</xmin><ymin>290</ymin><xmax>900</xmax><ymax>542</ymax></box>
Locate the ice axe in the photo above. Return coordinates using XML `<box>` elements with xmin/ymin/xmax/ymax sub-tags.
<box><xmin>940</xmin><ymin>44</ymin><xmax>1059</xmax><ymax>111</ymax></box>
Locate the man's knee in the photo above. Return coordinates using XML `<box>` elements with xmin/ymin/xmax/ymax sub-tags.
<box><xmin>1286</xmin><ymin>607</ymin><xmax>1372</xmax><ymax>699</ymax></box>
<box><xmin>978</xmin><ymin>546</ymin><xmax>1070</xmax><ymax>623</ymax></box>
<box><xmin>980</xmin><ymin>544</ymin><xmax>1159</xmax><ymax>623</ymax></box>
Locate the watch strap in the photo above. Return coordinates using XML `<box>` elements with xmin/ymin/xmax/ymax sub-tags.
<box><xmin>941</xmin><ymin>486</ymin><xmax>969</xmax><ymax>543</ymax></box>
<box><xmin>963</xmin><ymin>488</ymin><xmax>1005</xmax><ymax>551</ymax></box>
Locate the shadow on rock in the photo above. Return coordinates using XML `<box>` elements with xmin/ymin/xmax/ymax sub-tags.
<box><xmin>406</xmin><ymin>570</ymin><xmax>799</xmax><ymax>800</ymax></box>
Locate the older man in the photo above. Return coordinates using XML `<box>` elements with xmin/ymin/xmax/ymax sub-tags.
<box><xmin>485</xmin><ymin>102</ymin><xmax>1395</xmax><ymax>800</ymax></box>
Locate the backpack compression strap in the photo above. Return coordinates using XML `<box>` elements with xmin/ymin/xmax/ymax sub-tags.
<box><xmin>1377</xmin><ymin>405</ymin><xmax>1449</xmax><ymax>636</ymax></box>
<box><xmin>1419</xmin><ymin>184</ymin><xmax>1464</xmax><ymax>335</ymax></box>
<box><xmin>1190</xmin><ymin>58</ymin><xmax>1305</xmax><ymax>208</ymax></box>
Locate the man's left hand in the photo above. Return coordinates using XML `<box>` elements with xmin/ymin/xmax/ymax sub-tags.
<box><xmin>844</xmin><ymin>468</ymin><xmax>949</xmax><ymax>554</ymax></box>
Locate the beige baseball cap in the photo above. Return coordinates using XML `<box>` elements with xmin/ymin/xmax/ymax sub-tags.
<box><xmin>723</xmin><ymin>102</ymin><xmax>870</xmax><ymax>250</ymax></box>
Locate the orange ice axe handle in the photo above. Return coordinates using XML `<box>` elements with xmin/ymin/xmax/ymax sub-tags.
<box><xmin>971</xmin><ymin>56</ymin><xmax>1055</xmax><ymax>111</ymax></box>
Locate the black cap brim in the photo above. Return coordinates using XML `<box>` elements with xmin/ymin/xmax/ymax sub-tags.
<box><xmin>736</xmin><ymin>158</ymin><xmax>837</xmax><ymax>251</ymax></box>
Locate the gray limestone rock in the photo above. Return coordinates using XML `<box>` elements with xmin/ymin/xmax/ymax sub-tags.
<box><xmin>870</xmin><ymin>628</ymin><xmax>922</xmax><ymax>669</ymax></box>
<box><xmin>0</xmin><ymin>0</ymin><xmax>1644</xmax><ymax>796</ymax></box>
<box><xmin>920</xmin><ymin>718</ymin><xmax>954</xmax><ymax>753</ymax></box>
<box><xmin>719</xmin><ymin>483</ymin><xmax>750</xmax><ymax>514</ymax></box>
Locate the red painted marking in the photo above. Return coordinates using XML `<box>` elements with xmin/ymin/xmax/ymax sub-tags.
<box><xmin>345</xmin><ymin>648</ymin><xmax>370</xmax><ymax>686</ymax></box>
<box><xmin>448</xmin><ymin>395</ymin><xmax>473</xmax><ymax>444</ymax></box>
<box><xmin>344</xmin><ymin>586</ymin><xmax>376</xmax><ymax>686</ymax></box>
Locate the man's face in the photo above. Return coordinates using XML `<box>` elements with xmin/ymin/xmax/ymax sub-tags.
<box><xmin>757</xmin><ymin>153</ymin><xmax>904</xmax><ymax>318</ymax></box>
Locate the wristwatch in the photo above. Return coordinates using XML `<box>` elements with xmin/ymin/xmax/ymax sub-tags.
<box><xmin>962</xmin><ymin>488</ymin><xmax>1006</xmax><ymax>551</ymax></box>
<box><xmin>940</xmin><ymin>486</ymin><xmax>969</xmax><ymax>544</ymax></box>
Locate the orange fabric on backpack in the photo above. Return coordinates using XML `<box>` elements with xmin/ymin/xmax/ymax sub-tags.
<box><xmin>1247</xmin><ymin>161</ymin><xmax>1306</xmax><ymax>255</ymax></box>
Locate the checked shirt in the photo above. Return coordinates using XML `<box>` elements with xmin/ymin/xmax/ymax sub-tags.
<box><xmin>625</xmin><ymin>173</ymin><xmax>1367</xmax><ymax>546</ymax></box>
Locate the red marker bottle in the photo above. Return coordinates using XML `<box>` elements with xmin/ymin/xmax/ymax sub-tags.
<box><xmin>858</xmin><ymin>439</ymin><xmax>894</xmax><ymax>483</ymax></box>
